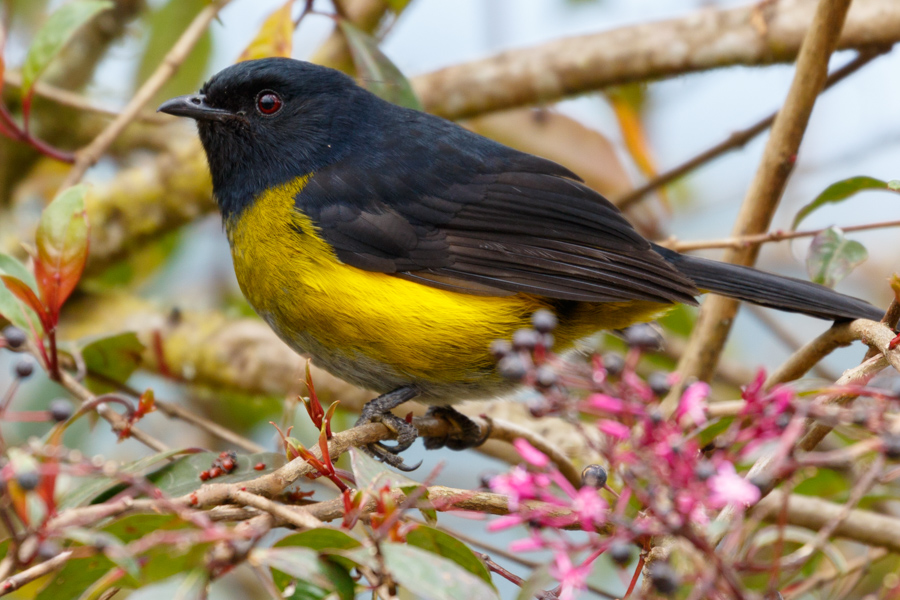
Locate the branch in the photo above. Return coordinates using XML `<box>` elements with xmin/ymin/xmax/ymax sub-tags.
<box><xmin>755</xmin><ymin>488</ymin><xmax>900</xmax><ymax>554</ymax></box>
<box><xmin>410</xmin><ymin>0</ymin><xmax>900</xmax><ymax>120</ymax></box>
<box><xmin>59</xmin><ymin>0</ymin><xmax>231</xmax><ymax>188</ymax></box>
<box><xmin>57</xmin><ymin>369</ymin><xmax>168</xmax><ymax>453</ymax></box>
<box><xmin>0</xmin><ymin>551</ymin><xmax>74</xmax><ymax>596</ymax></box>
<box><xmin>665</xmin><ymin>0</ymin><xmax>855</xmax><ymax>410</ymax></box>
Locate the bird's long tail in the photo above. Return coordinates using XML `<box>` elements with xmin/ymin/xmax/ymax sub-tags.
<box><xmin>653</xmin><ymin>244</ymin><xmax>884</xmax><ymax>322</ymax></box>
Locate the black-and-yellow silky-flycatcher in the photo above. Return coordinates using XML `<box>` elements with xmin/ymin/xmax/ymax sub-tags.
<box><xmin>158</xmin><ymin>58</ymin><xmax>883</xmax><ymax>469</ymax></box>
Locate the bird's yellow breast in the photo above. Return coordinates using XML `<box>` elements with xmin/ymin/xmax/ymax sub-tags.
<box><xmin>225</xmin><ymin>175</ymin><xmax>668</xmax><ymax>400</ymax></box>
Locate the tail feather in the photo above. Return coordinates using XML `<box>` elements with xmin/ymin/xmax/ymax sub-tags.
<box><xmin>653</xmin><ymin>244</ymin><xmax>884</xmax><ymax>322</ymax></box>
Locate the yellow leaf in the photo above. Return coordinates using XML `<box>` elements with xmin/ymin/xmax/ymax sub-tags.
<box><xmin>607</xmin><ymin>85</ymin><xmax>668</xmax><ymax>207</ymax></box>
<box><xmin>238</xmin><ymin>0</ymin><xmax>295</xmax><ymax>62</ymax></box>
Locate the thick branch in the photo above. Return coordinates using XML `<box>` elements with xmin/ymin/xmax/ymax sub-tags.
<box><xmin>755</xmin><ymin>489</ymin><xmax>900</xmax><ymax>553</ymax></box>
<box><xmin>411</xmin><ymin>0</ymin><xmax>900</xmax><ymax>120</ymax></box>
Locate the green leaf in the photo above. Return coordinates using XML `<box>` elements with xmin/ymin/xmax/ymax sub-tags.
<box><xmin>338</xmin><ymin>20</ymin><xmax>423</xmax><ymax>110</ymax></box>
<box><xmin>80</xmin><ymin>331</ymin><xmax>145</xmax><ymax>394</ymax></box>
<box><xmin>694</xmin><ymin>416</ymin><xmax>734</xmax><ymax>449</ymax></box>
<box><xmin>36</xmin><ymin>555</ymin><xmax>115</xmax><ymax>600</ymax></box>
<box><xmin>792</xmin><ymin>176</ymin><xmax>899</xmax><ymax>230</ymax></box>
<box><xmin>806</xmin><ymin>227</ymin><xmax>868</xmax><ymax>288</ymax></box>
<box><xmin>407</xmin><ymin>526</ymin><xmax>493</xmax><ymax>585</ymax></box>
<box><xmin>58</xmin><ymin>448</ymin><xmax>194</xmax><ymax>509</ymax></box>
<box><xmin>137</xmin><ymin>0</ymin><xmax>213</xmax><ymax>104</ymax></box>
<box><xmin>21</xmin><ymin>0</ymin><xmax>113</xmax><ymax>96</ymax></box>
<box><xmin>275</xmin><ymin>528</ymin><xmax>361</xmax><ymax>552</ymax></box>
<box><xmin>148</xmin><ymin>452</ymin><xmax>286</xmax><ymax>497</ymax></box>
<box><xmin>381</xmin><ymin>543</ymin><xmax>498</xmax><ymax>600</ymax></box>
<box><xmin>34</xmin><ymin>184</ymin><xmax>90</xmax><ymax>318</ymax></box>
<box><xmin>64</xmin><ymin>528</ymin><xmax>140</xmax><ymax>579</ymax></box>
<box><xmin>349</xmin><ymin>446</ymin><xmax>421</xmax><ymax>490</ymax></box>
<box><xmin>0</xmin><ymin>253</ymin><xmax>40</xmax><ymax>334</ymax></box>
<box><xmin>252</xmin><ymin>547</ymin><xmax>356</xmax><ymax>600</ymax></box>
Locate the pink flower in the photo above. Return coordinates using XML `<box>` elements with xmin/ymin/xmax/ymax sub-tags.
<box><xmin>598</xmin><ymin>420</ymin><xmax>630</xmax><ymax>440</ymax></box>
<box><xmin>708</xmin><ymin>462</ymin><xmax>760</xmax><ymax>508</ymax></box>
<box><xmin>487</xmin><ymin>514</ymin><xmax>524</xmax><ymax>531</ymax></box>
<box><xmin>676</xmin><ymin>381</ymin><xmax>709</xmax><ymax>426</ymax></box>
<box><xmin>569</xmin><ymin>487</ymin><xmax>608</xmax><ymax>529</ymax></box>
<box><xmin>509</xmin><ymin>533</ymin><xmax>546</xmax><ymax>552</ymax></box>
<box><xmin>489</xmin><ymin>466</ymin><xmax>542</xmax><ymax>507</ymax></box>
<box><xmin>587</xmin><ymin>393</ymin><xmax>623</xmax><ymax>414</ymax></box>
<box><xmin>549</xmin><ymin>553</ymin><xmax>591</xmax><ymax>600</ymax></box>
<box><xmin>513</xmin><ymin>438</ymin><xmax>550</xmax><ymax>467</ymax></box>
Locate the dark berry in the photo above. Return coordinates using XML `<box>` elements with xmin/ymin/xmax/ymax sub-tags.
<box><xmin>49</xmin><ymin>399</ymin><xmax>74</xmax><ymax>422</ymax></box>
<box><xmin>624</xmin><ymin>324</ymin><xmax>662</xmax><ymax>350</ymax></box>
<box><xmin>2</xmin><ymin>325</ymin><xmax>26</xmax><ymax>349</ymax></box>
<box><xmin>498</xmin><ymin>355</ymin><xmax>527</xmax><ymax>381</ymax></box>
<box><xmin>16</xmin><ymin>470</ymin><xmax>40</xmax><ymax>491</ymax></box>
<box><xmin>535</xmin><ymin>365</ymin><xmax>557</xmax><ymax>387</ymax></box>
<box><xmin>490</xmin><ymin>339</ymin><xmax>512</xmax><ymax>359</ymax></box>
<box><xmin>775</xmin><ymin>412</ymin><xmax>791</xmax><ymax>430</ymax></box>
<box><xmin>14</xmin><ymin>358</ymin><xmax>34</xmax><ymax>379</ymax></box>
<box><xmin>609</xmin><ymin>541</ymin><xmax>632</xmax><ymax>566</ymax></box>
<box><xmin>581</xmin><ymin>464</ymin><xmax>607</xmax><ymax>488</ymax></box>
<box><xmin>883</xmin><ymin>433</ymin><xmax>900</xmax><ymax>460</ymax></box>
<box><xmin>649</xmin><ymin>561</ymin><xmax>679</xmax><ymax>595</ymax></box>
<box><xmin>531</xmin><ymin>310</ymin><xmax>557</xmax><ymax>333</ymax></box>
<box><xmin>512</xmin><ymin>328</ymin><xmax>540</xmax><ymax>351</ymax></box>
<box><xmin>694</xmin><ymin>460</ymin><xmax>716</xmax><ymax>481</ymax></box>
<box><xmin>648</xmin><ymin>371</ymin><xmax>671</xmax><ymax>396</ymax></box>
<box><xmin>602</xmin><ymin>352</ymin><xmax>624</xmax><ymax>376</ymax></box>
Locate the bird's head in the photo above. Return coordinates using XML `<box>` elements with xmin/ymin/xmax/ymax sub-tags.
<box><xmin>158</xmin><ymin>58</ymin><xmax>364</xmax><ymax>218</ymax></box>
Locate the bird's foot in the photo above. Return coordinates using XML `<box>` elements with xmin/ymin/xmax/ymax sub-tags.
<box><xmin>355</xmin><ymin>386</ymin><xmax>421</xmax><ymax>471</ymax></box>
<box><xmin>423</xmin><ymin>405</ymin><xmax>491</xmax><ymax>451</ymax></box>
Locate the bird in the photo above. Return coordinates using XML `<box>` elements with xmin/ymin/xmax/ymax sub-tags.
<box><xmin>158</xmin><ymin>57</ymin><xmax>883</xmax><ymax>470</ymax></box>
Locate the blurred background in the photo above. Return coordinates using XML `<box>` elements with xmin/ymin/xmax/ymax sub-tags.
<box><xmin>1</xmin><ymin>0</ymin><xmax>899</xmax><ymax>597</ymax></box>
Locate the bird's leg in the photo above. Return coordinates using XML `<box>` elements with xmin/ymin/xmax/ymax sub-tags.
<box><xmin>355</xmin><ymin>386</ymin><xmax>420</xmax><ymax>471</ymax></box>
<box><xmin>422</xmin><ymin>405</ymin><xmax>491</xmax><ymax>451</ymax></box>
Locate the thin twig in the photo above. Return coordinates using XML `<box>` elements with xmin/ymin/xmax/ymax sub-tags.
<box><xmin>661</xmin><ymin>218</ymin><xmax>900</xmax><ymax>253</ymax></box>
<box><xmin>58</xmin><ymin>370</ymin><xmax>168</xmax><ymax>453</ymax></box>
<box><xmin>3</xmin><ymin>71</ymin><xmax>168</xmax><ymax>124</ymax></box>
<box><xmin>153</xmin><ymin>398</ymin><xmax>266</xmax><ymax>453</ymax></box>
<box><xmin>615</xmin><ymin>49</ymin><xmax>887</xmax><ymax>209</ymax></box>
<box><xmin>60</xmin><ymin>0</ymin><xmax>230</xmax><ymax>188</ymax></box>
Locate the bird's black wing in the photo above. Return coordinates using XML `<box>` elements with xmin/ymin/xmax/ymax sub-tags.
<box><xmin>297</xmin><ymin>111</ymin><xmax>699</xmax><ymax>305</ymax></box>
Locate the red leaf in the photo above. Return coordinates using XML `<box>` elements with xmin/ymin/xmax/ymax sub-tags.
<box><xmin>0</xmin><ymin>275</ymin><xmax>50</xmax><ymax>333</ymax></box>
<box><xmin>34</xmin><ymin>185</ymin><xmax>90</xmax><ymax>322</ymax></box>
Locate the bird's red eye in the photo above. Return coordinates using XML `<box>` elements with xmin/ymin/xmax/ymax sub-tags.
<box><xmin>256</xmin><ymin>91</ymin><xmax>282</xmax><ymax>115</ymax></box>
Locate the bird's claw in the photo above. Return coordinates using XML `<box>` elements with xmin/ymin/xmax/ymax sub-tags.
<box><xmin>422</xmin><ymin>405</ymin><xmax>490</xmax><ymax>451</ymax></box>
<box><xmin>355</xmin><ymin>386</ymin><xmax>421</xmax><ymax>470</ymax></box>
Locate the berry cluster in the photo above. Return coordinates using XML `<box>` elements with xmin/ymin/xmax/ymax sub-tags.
<box><xmin>199</xmin><ymin>450</ymin><xmax>238</xmax><ymax>481</ymax></box>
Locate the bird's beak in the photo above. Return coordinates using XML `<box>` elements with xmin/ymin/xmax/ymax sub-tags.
<box><xmin>157</xmin><ymin>94</ymin><xmax>233</xmax><ymax>122</ymax></box>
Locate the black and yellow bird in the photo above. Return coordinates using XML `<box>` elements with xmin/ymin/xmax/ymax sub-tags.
<box><xmin>159</xmin><ymin>58</ymin><xmax>882</xmax><ymax>468</ymax></box>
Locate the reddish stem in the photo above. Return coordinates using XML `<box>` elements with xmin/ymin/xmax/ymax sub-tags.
<box><xmin>623</xmin><ymin>553</ymin><xmax>644</xmax><ymax>598</ymax></box>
